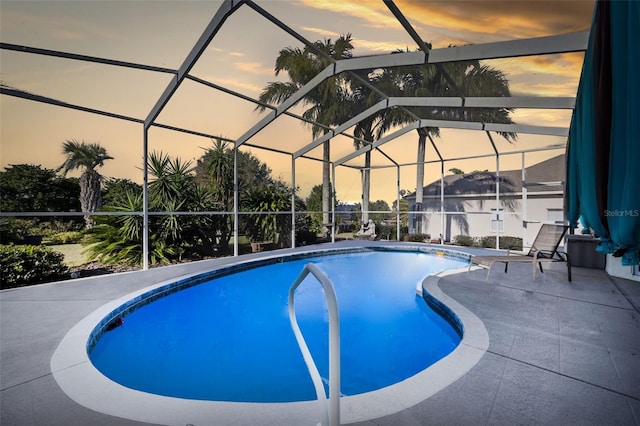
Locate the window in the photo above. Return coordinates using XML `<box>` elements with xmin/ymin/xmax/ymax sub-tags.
<box><xmin>547</xmin><ymin>208</ymin><xmax>564</xmax><ymax>224</ymax></box>
<box><xmin>490</xmin><ymin>209</ymin><xmax>504</xmax><ymax>232</ymax></box>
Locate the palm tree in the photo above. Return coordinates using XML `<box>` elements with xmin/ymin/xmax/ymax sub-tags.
<box><xmin>258</xmin><ymin>35</ymin><xmax>354</xmax><ymax>229</ymax></box>
<box><xmin>57</xmin><ymin>139</ymin><xmax>113</xmax><ymax>228</ymax></box>
<box><xmin>380</xmin><ymin>55</ymin><xmax>517</xmax><ymax>233</ymax></box>
<box><xmin>348</xmin><ymin>79</ymin><xmax>382</xmax><ymax>222</ymax></box>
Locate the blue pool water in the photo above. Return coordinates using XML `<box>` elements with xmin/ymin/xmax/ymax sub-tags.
<box><xmin>89</xmin><ymin>250</ymin><xmax>467</xmax><ymax>402</ymax></box>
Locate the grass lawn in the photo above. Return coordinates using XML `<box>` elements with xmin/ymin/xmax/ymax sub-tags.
<box><xmin>49</xmin><ymin>244</ymin><xmax>92</xmax><ymax>267</ymax></box>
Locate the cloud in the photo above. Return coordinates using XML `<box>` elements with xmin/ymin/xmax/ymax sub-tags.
<box><xmin>511</xmin><ymin>108</ymin><xmax>573</xmax><ymax>126</ymax></box>
<box><xmin>298</xmin><ymin>25</ymin><xmax>339</xmax><ymax>39</ymax></box>
<box><xmin>233</xmin><ymin>61</ymin><xmax>273</xmax><ymax>76</ymax></box>
<box><xmin>298</xmin><ymin>26</ymin><xmax>410</xmax><ymax>53</ymax></box>
<box><xmin>300</xmin><ymin>0</ymin><xmax>594</xmax><ymax>47</ymax></box>
<box><xmin>211</xmin><ymin>77</ymin><xmax>264</xmax><ymax>95</ymax></box>
<box><xmin>355</xmin><ymin>39</ymin><xmax>415</xmax><ymax>54</ymax></box>
<box><xmin>398</xmin><ymin>1</ymin><xmax>594</xmax><ymax>44</ymax></box>
<box><xmin>489</xmin><ymin>53</ymin><xmax>584</xmax><ymax>96</ymax></box>
<box><xmin>299</xmin><ymin>0</ymin><xmax>399</xmax><ymax>28</ymax></box>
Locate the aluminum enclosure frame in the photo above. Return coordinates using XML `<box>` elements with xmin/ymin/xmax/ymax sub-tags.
<box><xmin>0</xmin><ymin>0</ymin><xmax>589</xmax><ymax>265</ymax></box>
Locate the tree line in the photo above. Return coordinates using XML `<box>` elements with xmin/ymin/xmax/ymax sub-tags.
<box><xmin>1</xmin><ymin>138</ymin><xmax>321</xmax><ymax>263</ymax></box>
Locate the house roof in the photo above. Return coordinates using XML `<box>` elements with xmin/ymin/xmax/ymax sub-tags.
<box><xmin>405</xmin><ymin>154</ymin><xmax>565</xmax><ymax>201</ymax></box>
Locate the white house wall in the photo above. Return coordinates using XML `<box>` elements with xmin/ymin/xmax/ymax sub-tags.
<box><xmin>414</xmin><ymin>196</ymin><xmax>563</xmax><ymax>248</ymax></box>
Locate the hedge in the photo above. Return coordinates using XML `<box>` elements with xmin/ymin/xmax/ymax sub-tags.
<box><xmin>0</xmin><ymin>245</ymin><xmax>68</xmax><ymax>289</ymax></box>
<box><xmin>403</xmin><ymin>233</ymin><xmax>431</xmax><ymax>242</ymax></box>
<box><xmin>478</xmin><ymin>235</ymin><xmax>523</xmax><ymax>250</ymax></box>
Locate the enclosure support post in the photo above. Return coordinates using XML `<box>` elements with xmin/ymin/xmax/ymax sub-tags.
<box><xmin>522</xmin><ymin>152</ymin><xmax>528</xmax><ymax>246</ymax></box>
<box><xmin>425</xmin><ymin>134</ymin><xmax>444</xmax><ymax>243</ymax></box>
<box><xmin>486</xmin><ymin>131</ymin><xmax>500</xmax><ymax>250</ymax></box>
<box><xmin>331</xmin><ymin>164</ymin><xmax>336</xmax><ymax>243</ymax></box>
<box><xmin>291</xmin><ymin>155</ymin><xmax>296</xmax><ymax>249</ymax></box>
<box><xmin>233</xmin><ymin>143</ymin><xmax>239</xmax><ymax>257</ymax></box>
<box><xmin>397</xmin><ymin>165</ymin><xmax>401</xmax><ymax>241</ymax></box>
<box><xmin>142</xmin><ymin>126</ymin><xmax>149</xmax><ymax>270</ymax></box>
<box><xmin>360</xmin><ymin>169</ymin><xmax>366</xmax><ymax>222</ymax></box>
<box><xmin>440</xmin><ymin>160</ymin><xmax>445</xmax><ymax>245</ymax></box>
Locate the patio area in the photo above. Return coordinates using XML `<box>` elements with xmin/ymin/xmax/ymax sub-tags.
<box><xmin>1</xmin><ymin>241</ymin><xmax>639</xmax><ymax>425</ymax></box>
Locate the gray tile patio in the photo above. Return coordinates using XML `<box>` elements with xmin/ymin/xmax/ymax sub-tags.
<box><xmin>2</xmin><ymin>241</ymin><xmax>639</xmax><ymax>425</ymax></box>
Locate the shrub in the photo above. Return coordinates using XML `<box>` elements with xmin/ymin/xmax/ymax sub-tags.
<box><xmin>0</xmin><ymin>245</ymin><xmax>68</xmax><ymax>289</ymax></box>
<box><xmin>453</xmin><ymin>235</ymin><xmax>476</xmax><ymax>246</ymax></box>
<box><xmin>376</xmin><ymin>224</ymin><xmax>396</xmax><ymax>240</ymax></box>
<box><xmin>403</xmin><ymin>233</ymin><xmax>431</xmax><ymax>242</ymax></box>
<box><xmin>478</xmin><ymin>235</ymin><xmax>523</xmax><ymax>250</ymax></box>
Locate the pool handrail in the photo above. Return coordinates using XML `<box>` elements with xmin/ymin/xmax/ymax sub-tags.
<box><xmin>288</xmin><ymin>263</ymin><xmax>340</xmax><ymax>426</ymax></box>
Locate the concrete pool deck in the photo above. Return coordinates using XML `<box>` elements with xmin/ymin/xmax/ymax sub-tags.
<box><xmin>2</xmin><ymin>240</ymin><xmax>639</xmax><ymax>425</ymax></box>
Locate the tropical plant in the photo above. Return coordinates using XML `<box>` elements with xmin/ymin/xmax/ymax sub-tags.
<box><xmin>346</xmin><ymin>64</ymin><xmax>411</xmax><ymax>222</ymax></box>
<box><xmin>83</xmin><ymin>189</ymin><xmax>178</xmax><ymax>265</ymax></box>
<box><xmin>242</xmin><ymin>183</ymin><xmax>292</xmax><ymax>245</ymax></box>
<box><xmin>348</xmin><ymin>80</ymin><xmax>377</xmax><ymax>221</ymax></box>
<box><xmin>258</xmin><ymin>35</ymin><xmax>354</xmax><ymax>227</ymax></box>
<box><xmin>102</xmin><ymin>178</ymin><xmax>142</xmax><ymax>206</ymax></box>
<box><xmin>85</xmin><ymin>150</ymin><xmax>220</xmax><ymax>265</ymax></box>
<box><xmin>195</xmin><ymin>138</ymin><xmax>275</xmax><ymax>251</ymax></box>
<box><xmin>57</xmin><ymin>140</ymin><xmax>113</xmax><ymax>228</ymax></box>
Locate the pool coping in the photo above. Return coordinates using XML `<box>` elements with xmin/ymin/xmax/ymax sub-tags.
<box><xmin>50</xmin><ymin>246</ymin><xmax>489</xmax><ymax>425</ymax></box>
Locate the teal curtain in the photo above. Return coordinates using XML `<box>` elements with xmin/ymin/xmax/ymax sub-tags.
<box><xmin>566</xmin><ymin>0</ymin><xmax>640</xmax><ymax>265</ymax></box>
<box><xmin>607</xmin><ymin>0</ymin><xmax>640</xmax><ymax>266</ymax></box>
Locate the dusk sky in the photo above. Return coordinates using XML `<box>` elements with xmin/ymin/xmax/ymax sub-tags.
<box><xmin>0</xmin><ymin>0</ymin><xmax>595</xmax><ymax>205</ymax></box>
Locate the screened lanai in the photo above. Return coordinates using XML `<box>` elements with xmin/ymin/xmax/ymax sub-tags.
<box><xmin>0</xmin><ymin>0</ymin><xmax>599</xmax><ymax>270</ymax></box>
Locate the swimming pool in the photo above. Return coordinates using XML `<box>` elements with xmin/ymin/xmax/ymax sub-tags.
<box><xmin>89</xmin><ymin>250</ymin><xmax>465</xmax><ymax>402</ymax></box>
<box><xmin>51</xmin><ymin>245</ymin><xmax>489</xmax><ymax>425</ymax></box>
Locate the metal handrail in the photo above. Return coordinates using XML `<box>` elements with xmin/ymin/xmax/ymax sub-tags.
<box><xmin>288</xmin><ymin>263</ymin><xmax>340</xmax><ymax>426</ymax></box>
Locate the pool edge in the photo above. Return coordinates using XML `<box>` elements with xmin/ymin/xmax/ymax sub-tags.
<box><xmin>50</xmin><ymin>246</ymin><xmax>488</xmax><ymax>426</ymax></box>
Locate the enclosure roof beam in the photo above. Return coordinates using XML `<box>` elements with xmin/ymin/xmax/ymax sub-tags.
<box><xmin>383</xmin><ymin>0</ymin><xmax>430</xmax><ymax>53</ymax></box>
<box><xmin>144</xmin><ymin>0</ymin><xmax>244</xmax><ymax>128</ymax></box>
<box><xmin>236</xmin><ymin>30</ymin><xmax>586</xmax><ymax>148</ymax></box>
<box><xmin>363</xmin><ymin>143</ymin><xmax>566</xmax><ymax>171</ymax></box>
<box><xmin>0</xmin><ymin>86</ymin><xmax>144</xmax><ymax>124</ymax></box>
<box><xmin>464</xmin><ymin>97</ymin><xmax>576</xmax><ymax>109</ymax></box>
<box><xmin>150</xmin><ymin>123</ymin><xmax>235</xmax><ymax>142</ymax></box>
<box><xmin>245</xmin><ymin>0</ymin><xmax>403</xmax><ymax>101</ymax></box>
<box><xmin>428</xmin><ymin>134</ymin><xmax>443</xmax><ymax>162</ymax></box>
<box><xmin>485</xmin><ymin>123</ymin><xmax>568</xmax><ymax>136</ymax></box>
<box><xmin>293</xmin><ymin>99</ymin><xmax>389</xmax><ymax>158</ymax></box>
<box><xmin>375</xmin><ymin>147</ymin><xmax>399</xmax><ymax>167</ymax></box>
<box><xmin>334</xmin><ymin>119</ymin><xmax>566</xmax><ymax>167</ymax></box>
<box><xmin>293</xmin><ymin>96</ymin><xmax>574</xmax><ymax>159</ymax></box>
<box><xmin>429</xmin><ymin>31</ymin><xmax>589</xmax><ymax>63</ymax></box>
<box><xmin>0</xmin><ymin>42</ymin><xmax>177</xmax><ymax>75</ymax></box>
<box><xmin>187</xmin><ymin>74</ymin><xmax>334</xmax><ymax>133</ymax></box>
<box><xmin>383</xmin><ymin>0</ymin><xmax>464</xmax><ymax>100</ymax></box>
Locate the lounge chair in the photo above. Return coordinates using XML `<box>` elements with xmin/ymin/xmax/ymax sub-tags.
<box><xmin>468</xmin><ymin>224</ymin><xmax>572</xmax><ymax>281</ymax></box>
